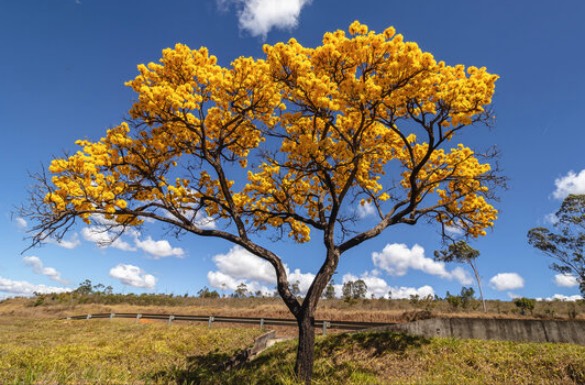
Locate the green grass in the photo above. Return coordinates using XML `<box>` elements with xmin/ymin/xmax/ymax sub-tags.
<box><xmin>0</xmin><ymin>317</ymin><xmax>262</xmax><ymax>384</ymax></box>
<box><xmin>189</xmin><ymin>331</ymin><xmax>585</xmax><ymax>385</ymax></box>
<box><xmin>1</xmin><ymin>314</ymin><xmax>585</xmax><ymax>384</ymax></box>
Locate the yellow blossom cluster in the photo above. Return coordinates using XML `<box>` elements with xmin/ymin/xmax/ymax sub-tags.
<box><xmin>44</xmin><ymin>22</ymin><xmax>498</xmax><ymax>242</ymax></box>
<box><xmin>237</xmin><ymin>21</ymin><xmax>498</xmax><ymax>239</ymax></box>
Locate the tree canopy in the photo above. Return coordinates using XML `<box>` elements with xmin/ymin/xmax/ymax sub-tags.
<box><xmin>24</xmin><ymin>21</ymin><xmax>501</xmax><ymax>384</ymax></box>
<box><xmin>528</xmin><ymin>194</ymin><xmax>585</xmax><ymax>296</ymax></box>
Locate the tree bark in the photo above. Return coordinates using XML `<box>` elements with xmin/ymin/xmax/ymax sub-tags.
<box><xmin>294</xmin><ymin>309</ymin><xmax>315</xmax><ymax>385</ymax></box>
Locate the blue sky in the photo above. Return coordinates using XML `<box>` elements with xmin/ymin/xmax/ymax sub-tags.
<box><xmin>1</xmin><ymin>0</ymin><xmax>584</xmax><ymax>301</ymax></box>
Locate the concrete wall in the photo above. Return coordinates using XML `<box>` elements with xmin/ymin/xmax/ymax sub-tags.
<box><xmin>390</xmin><ymin>318</ymin><xmax>585</xmax><ymax>345</ymax></box>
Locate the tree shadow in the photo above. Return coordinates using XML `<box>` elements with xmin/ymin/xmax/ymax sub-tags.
<box><xmin>149</xmin><ymin>331</ymin><xmax>428</xmax><ymax>384</ymax></box>
<box><xmin>317</xmin><ymin>330</ymin><xmax>429</xmax><ymax>357</ymax></box>
<box><xmin>151</xmin><ymin>350</ymin><xmax>242</xmax><ymax>385</ymax></box>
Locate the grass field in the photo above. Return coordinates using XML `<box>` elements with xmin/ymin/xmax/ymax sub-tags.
<box><xmin>0</xmin><ymin>317</ymin><xmax>262</xmax><ymax>384</ymax></box>
<box><xmin>1</xmin><ymin>297</ymin><xmax>585</xmax><ymax>384</ymax></box>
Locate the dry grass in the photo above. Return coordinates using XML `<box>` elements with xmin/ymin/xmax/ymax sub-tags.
<box><xmin>0</xmin><ymin>316</ymin><xmax>262</xmax><ymax>384</ymax></box>
<box><xmin>1</xmin><ymin>297</ymin><xmax>584</xmax><ymax>384</ymax></box>
<box><xmin>2</xmin><ymin>295</ymin><xmax>583</xmax><ymax>323</ymax></box>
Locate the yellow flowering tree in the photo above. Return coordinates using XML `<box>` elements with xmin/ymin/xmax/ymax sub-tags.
<box><xmin>25</xmin><ymin>22</ymin><xmax>501</xmax><ymax>384</ymax></box>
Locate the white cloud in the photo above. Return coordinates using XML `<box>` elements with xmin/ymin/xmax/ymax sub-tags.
<box><xmin>288</xmin><ymin>268</ymin><xmax>315</xmax><ymax>294</ymax></box>
<box><xmin>372</xmin><ymin>243</ymin><xmax>473</xmax><ymax>285</ymax></box>
<box><xmin>135</xmin><ymin>236</ymin><xmax>185</xmax><ymax>259</ymax></box>
<box><xmin>389</xmin><ymin>285</ymin><xmax>435</xmax><ymax>299</ymax></box>
<box><xmin>451</xmin><ymin>267</ymin><xmax>474</xmax><ymax>286</ymax></box>
<box><xmin>356</xmin><ymin>201</ymin><xmax>376</xmax><ymax>219</ymax></box>
<box><xmin>554</xmin><ymin>274</ymin><xmax>579</xmax><ymax>288</ymax></box>
<box><xmin>81</xmin><ymin>227</ymin><xmax>136</xmax><ymax>251</ymax></box>
<box><xmin>207</xmin><ymin>245</ymin><xmax>314</xmax><ymax>296</ymax></box>
<box><xmin>23</xmin><ymin>256</ymin><xmax>68</xmax><ymax>284</ymax></box>
<box><xmin>489</xmin><ymin>273</ymin><xmax>525</xmax><ymax>291</ymax></box>
<box><xmin>341</xmin><ymin>272</ymin><xmax>435</xmax><ymax>299</ymax></box>
<box><xmin>0</xmin><ymin>276</ymin><xmax>71</xmax><ymax>296</ymax></box>
<box><xmin>164</xmin><ymin>207</ymin><xmax>217</xmax><ymax>230</ymax></box>
<box><xmin>553</xmin><ymin>169</ymin><xmax>585</xmax><ymax>199</ymax></box>
<box><xmin>211</xmin><ymin>246</ymin><xmax>276</xmax><ymax>284</ymax></box>
<box><xmin>544</xmin><ymin>212</ymin><xmax>559</xmax><ymax>225</ymax></box>
<box><xmin>45</xmin><ymin>233</ymin><xmax>81</xmax><ymax>249</ymax></box>
<box><xmin>445</xmin><ymin>224</ymin><xmax>465</xmax><ymax>237</ymax></box>
<box><xmin>538</xmin><ymin>294</ymin><xmax>583</xmax><ymax>302</ymax></box>
<box><xmin>219</xmin><ymin>0</ymin><xmax>311</xmax><ymax>38</ymax></box>
<box><xmin>15</xmin><ymin>217</ymin><xmax>27</xmax><ymax>229</ymax></box>
<box><xmin>109</xmin><ymin>264</ymin><xmax>157</xmax><ymax>289</ymax></box>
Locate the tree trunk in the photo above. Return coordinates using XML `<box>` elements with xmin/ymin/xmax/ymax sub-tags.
<box><xmin>470</xmin><ymin>261</ymin><xmax>487</xmax><ymax>313</ymax></box>
<box><xmin>294</xmin><ymin>309</ymin><xmax>315</xmax><ymax>385</ymax></box>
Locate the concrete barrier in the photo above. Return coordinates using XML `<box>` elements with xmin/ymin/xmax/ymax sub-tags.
<box><xmin>389</xmin><ymin>318</ymin><xmax>585</xmax><ymax>345</ymax></box>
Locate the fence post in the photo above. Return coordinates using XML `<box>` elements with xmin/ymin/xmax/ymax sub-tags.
<box><xmin>260</xmin><ymin>318</ymin><xmax>265</xmax><ymax>330</ymax></box>
<box><xmin>136</xmin><ymin>313</ymin><xmax>142</xmax><ymax>323</ymax></box>
<box><xmin>168</xmin><ymin>315</ymin><xmax>175</xmax><ymax>325</ymax></box>
<box><xmin>208</xmin><ymin>316</ymin><xmax>214</xmax><ymax>328</ymax></box>
<box><xmin>86</xmin><ymin>314</ymin><xmax>92</xmax><ymax>320</ymax></box>
<box><xmin>322</xmin><ymin>321</ymin><xmax>330</xmax><ymax>336</ymax></box>
<box><xmin>110</xmin><ymin>313</ymin><xmax>115</xmax><ymax>320</ymax></box>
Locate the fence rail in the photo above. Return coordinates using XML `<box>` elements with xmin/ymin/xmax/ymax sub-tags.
<box><xmin>65</xmin><ymin>312</ymin><xmax>395</xmax><ymax>334</ymax></box>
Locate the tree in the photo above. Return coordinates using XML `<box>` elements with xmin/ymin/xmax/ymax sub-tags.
<box><xmin>341</xmin><ymin>281</ymin><xmax>354</xmax><ymax>302</ymax></box>
<box><xmin>445</xmin><ymin>286</ymin><xmax>475</xmax><ymax>310</ymax></box>
<box><xmin>22</xmin><ymin>21</ymin><xmax>501</xmax><ymax>384</ymax></box>
<box><xmin>528</xmin><ymin>194</ymin><xmax>585</xmax><ymax>297</ymax></box>
<box><xmin>197</xmin><ymin>286</ymin><xmax>220</xmax><ymax>298</ymax></box>
<box><xmin>323</xmin><ymin>279</ymin><xmax>336</xmax><ymax>299</ymax></box>
<box><xmin>353</xmin><ymin>279</ymin><xmax>368</xmax><ymax>299</ymax></box>
<box><xmin>434</xmin><ymin>240</ymin><xmax>487</xmax><ymax>312</ymax></box>
<box><xmin>75</xmin><ymin>279</ymin><xmax>93</xmax><ymax>296</ymax></box>
<box><xmin>341</xmin><ymin>279</ymin><xmax>368</xmax><ymax>302</ymax></box>
<box><xmin>234</xmin><ymin>283</ymin><xmax>248</xmax><ymax>298</ymax></box>
<box><xmin>514</xmin><ymin>297</ymin><xmax>536</xmax><ymax>316</ymax></box>
<box><xmin>292</xmin><ymin>280</ymin><xmax>301</xmax><ymax>298</ymax></box>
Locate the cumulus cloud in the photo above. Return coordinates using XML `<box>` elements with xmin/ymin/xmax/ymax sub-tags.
<box><xmin>554</xmin><ymin>274</ymin><xmax>579</xmax><ymax>288</ymax></box>
<box><xmin>219</xmin><ymin>0</ymin><xmax>311</xmax><ymax>38</ymax></box>
<box><xmin>340</xmin><ymin>272</ymin><xmax>435</xmax><ymax>299</ymax></box>
<box><xmin>15</xmin><ymin>217</ymin><xmax>27</xmax><ymax>229</ymax></box>
<box><xmin>207</xmin><ymin>245</ymin><xmax>314</xmax><ymax>296</ymax></box>
<box><xmin>540</xmin><ymin>294</ymin><xmax>583</xmax><ymax>301</ymax></box>
<box><xmin>553</xmin><ymin>169</ymin><xmax>585</xmax><ymax>199</ymax></box>
<box><xmin>135</xmin><ymin>237</ymin><xmax>185</xmax><ymax>259</ymax></box>
<box><xmin>444</xmin><ymin>224</ymin><xmax>465</xmax><ymax>237</ymax></box>
<box><xmin>356</xmin><ymin>201</ymin><xmax>376</xmax><ymax>219</ymax></box>
<box><xmin>0</xmin><ymin>276</ymin><xmax>71</xmax><ymax>296</ymax></box>
<box><xmin>81</xmin><ymin>227</ymin><xmax>136</xmax><ymax>251</ymax></box>
<box><xmin>489</xmin><ymin>273</ymin><xmax>524</xmax><ymax>291</ymax></box>
<box><xmin>109</xmin><ymin>264</ymin><xmax>157</xmax><ymax>289</ymax></box>
<box><xmin>23</xmin><ymin>256</ymin><xmax>68</xmax><ymax>284</ymax></box>
<box><xmin>372</xmin><ymin>243</ymin><xmax>473</xmax><ymax>285</ymax></box>
<box><xmin>45</xmin><ymin>233</ymin><xmax>81</xmax><ymax>249</ymax></box>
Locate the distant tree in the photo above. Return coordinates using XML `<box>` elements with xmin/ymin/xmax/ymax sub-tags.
<box><xmin>22</xmin><ymin>21</ymin><xmax>501</xmax><ymax>384</ymax></box>
<box><xmin>514</xmin><ymin>297</ymin><xmax>536</xmax><ymax>315</ymax></box>
<box><xmin>198</xmin><ymin>286</ymin><xmax>220</xmax><ymax>298</ymax></box>
<box><xmin>445</xmin><ymin>286</ymin><xmax>475</xmax><ymax>310</ymax></box>
<box><xmin>342</xmin><ymin>281</ymin><xmax>354</xmax><ymax>303</ymax></box>
<box><xmin>353</xmin><ymin>279</ymin><xmax>368</xmax><ymax>299</ymax></box>
<box><xmin>459</xmin><ymin>286</ymin><xmax>475</xmax><ymax>308</ymax></box>
<box><xmin>323</xmin><ymin>279</ymin><xmax>336</xmax><ymax>300</ymax></box>
<box><xmin>234</xmin><ymin>283</ymin><xmax>248</xmax><ymax>298</ymax></box>
<box><xmin>435</xmin><ymin>240</ymin><xmax>486</xmax><ymax>312</ymax></box>
<box><xmin>342</xmin><ymin>279</ymin><xmax>367</xmax><ymax>301</ymax></box>
<box><xmin>528</xmin><ymin>194</ymin><xmax>585</xmax><ymax>296</ymax></box>
<box><xmin>291</xmin><ymin>280</ymin><xmax>301</xmax><ymax>298</ymax></box>
<box><xmin>75</xmin><ymin>279</ymin><xmax>93</xmax><ymax>295</ymax></box>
